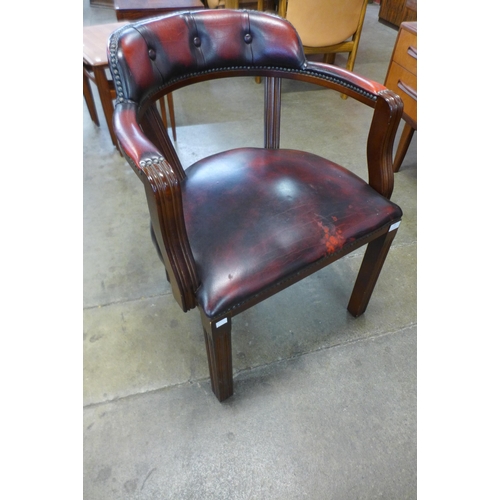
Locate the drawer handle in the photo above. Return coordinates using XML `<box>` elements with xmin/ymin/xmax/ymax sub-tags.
<box><xmin>398</xmin><ymin>80</ymin><xmax>417</xmax><ymax>100</ymax></box>
<box><xmin>407</xmin><ymin>45</ymin><xmax>417</xmax><ymax>59</ymax></box>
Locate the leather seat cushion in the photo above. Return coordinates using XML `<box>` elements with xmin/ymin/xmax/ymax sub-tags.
<box><xmin>183</xmin><ymin>148</ymin><xmax>402</xmax><ymax>318</ymax></box>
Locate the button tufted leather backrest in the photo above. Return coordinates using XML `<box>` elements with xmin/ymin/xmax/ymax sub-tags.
<box><xmin>108</xmin><ymin>9</ymin><xmax>307</xmax><ymax>105</ymax></box>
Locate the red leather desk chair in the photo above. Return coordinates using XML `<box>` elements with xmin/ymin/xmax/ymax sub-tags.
<box><xmin>108</xmin><ymin>10</ymin><xmax>403</xmax><ymax>401</ymax></box>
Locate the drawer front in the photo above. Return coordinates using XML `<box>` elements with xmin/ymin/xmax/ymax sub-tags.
<box><xmin>385</xmin><ymin>61</ymin><xmax>417</xmax><ymax>123</ymax></box>
<box><xmin>393</xmin><ymin>28</ymin><xmax>417</xmax><ymax>76</ymax></box>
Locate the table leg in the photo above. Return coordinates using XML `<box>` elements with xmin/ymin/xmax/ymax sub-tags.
<box><xmin>83</xmin><ymin>71</ymin><xmax>100</xmax><ymax>126</ymax></box>
<box><xmin>158</xmin><ymin>94</ymin><xmax>177</xmax><ymax>142</ymax></box>
<box><xmin>167</xmin><ymin>93</ymin><xmax>177</xmax><ymax>142</ymax></box>
<box><xmin>93</xmin><ymin>66</ymin><xmax>117</xmax><ymax>147</ymax></box>
<box><xmin>159</xmin><ymin>98</ymin><xmax>167</xmax><ymax>128</ymax></box>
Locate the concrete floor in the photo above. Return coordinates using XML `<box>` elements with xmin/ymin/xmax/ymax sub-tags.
<box><xmin>83</xmin><ymin>2</ymin><xmax>417</xmax><ymax>498</ymax></box>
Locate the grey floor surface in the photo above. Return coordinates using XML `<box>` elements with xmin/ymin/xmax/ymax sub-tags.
<box><xmin>83</xmin><ymin>2</ymin><xmax>417</xmax><ymax>498</ymax></box>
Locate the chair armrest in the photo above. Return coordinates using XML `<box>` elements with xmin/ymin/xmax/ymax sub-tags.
<box><xmin>305</xmin><ymin>61</ymin><xmax>387</xmax><ymax>105</ymax></box>
<box><xmin>113</xmin><ymin>102</ymin><xmax>163</xmax><ymax>170</ymax></box>
<box><xmin>113</xmin><ymin>102</ymin><xmax>199</xmax><ymax>312</ymax></box>
<box><xmin>305</xmin><ymin>62</ymin><xmax>404</xmax><ymax>199</ymax></box>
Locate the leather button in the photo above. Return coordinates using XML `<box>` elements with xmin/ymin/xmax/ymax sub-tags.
<box><xmin>193</xmin><ymin>36</ymin><xmax>201</xmax><ymax>47</ymax></box>
<box><xmin>244</xmin><ymin>33</ymin><xmax>252</xmax><ymax>44</ymax></box>
<box><xmin>148</xmin><ymin>48</ymin><xmax>156</xmax><ymax>60</ymax></box>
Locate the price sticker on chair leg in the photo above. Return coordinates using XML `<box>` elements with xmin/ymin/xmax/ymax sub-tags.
<box><xmin>216</xmin><ymin>317</ymin><xmax>228</xmax><ymax>328</ymax></box>
<box><xmin>389</xmin><ymin>221</ymin><xmax>401</xmax><ymax>232</ymax></box>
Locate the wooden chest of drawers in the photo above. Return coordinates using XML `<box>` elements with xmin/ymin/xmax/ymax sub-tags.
<box><xmin>384</xmin><ymin>21</ymin><xmax>417</xmax><ymax>171</ymax></box>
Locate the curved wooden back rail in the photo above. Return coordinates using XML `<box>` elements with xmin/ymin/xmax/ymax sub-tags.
<box><xmin>108</xmin><ymin>9</ymin><xmax>403</xmax><ymax>401</ymax></box>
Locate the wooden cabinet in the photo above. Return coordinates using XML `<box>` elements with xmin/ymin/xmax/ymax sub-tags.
<box><xmin>379</xmin><ymin>0</ymin><xmax>417</xmax><ymax>28</ymax></box>
<box><xmin>384</xmin><ymin>21</ymin><xmax>417</xmax><ymax>171</ymax></box>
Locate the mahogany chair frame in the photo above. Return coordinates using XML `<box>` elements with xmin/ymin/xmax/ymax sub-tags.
<box><xmin>108</xmin><ymin>9</ymin><xmax>403</xmax><ymax>402</ymax></box>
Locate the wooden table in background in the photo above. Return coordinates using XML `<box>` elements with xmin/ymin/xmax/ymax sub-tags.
<box><xmin>115</xmin><ymin>0</ymin><xmax>204</xmax><ymax>21</ymax></box>
<box><xmin>83</xmin><ymin>22</ymin><xmax>129</xmax><ymax>147</ymax></box>
<box><xmin>83</xmin><ymin>21</ymin><xmax>176</xmax><ymax>147</ymax></box>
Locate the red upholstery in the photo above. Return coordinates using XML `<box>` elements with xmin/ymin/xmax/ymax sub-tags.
<box><xmin>109</xmin><ymin>10</ymin><xmax>306</xmax><ymax>105</ymax></box>
<box><xmin>184</xmin><ymin>148</ymin><xmax>402</xmax><ymax>318</ymax></box>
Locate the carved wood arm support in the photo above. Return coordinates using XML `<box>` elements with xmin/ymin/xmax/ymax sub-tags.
<box><xmin>366</xmin><ymin>89</ymin><xmax>404</xmax><ymax>199</ymax></box>
<box><xmin>113</xmin><ymin>102</ymin><xmax>199</xmax><ymax>311</ymax></box>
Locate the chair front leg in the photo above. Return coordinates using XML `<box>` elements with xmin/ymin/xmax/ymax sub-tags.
<box><xmin>201</xmin><ymin>312</ymin><xmax>234</xmax><ymax>402</ymax></box>
<box><xmin>347</xmin><ymin>223</ymin><xmax>400</xmax><ymax>317</ymax></box>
